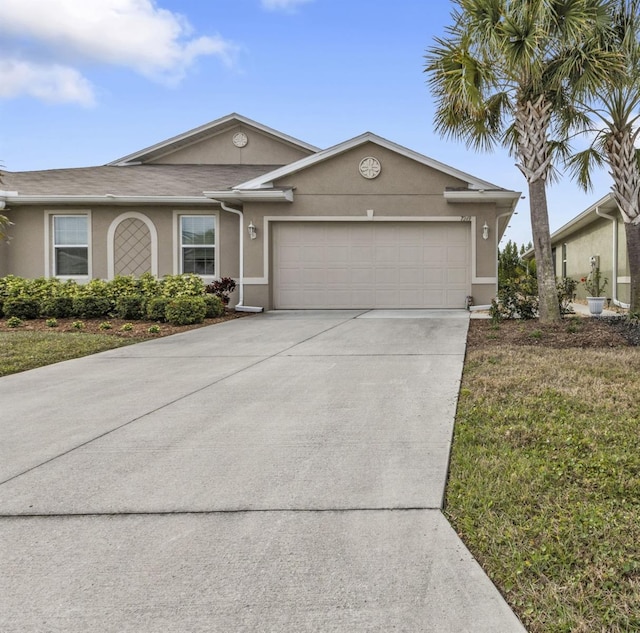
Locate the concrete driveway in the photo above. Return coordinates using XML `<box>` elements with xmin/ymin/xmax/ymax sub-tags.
<box><xmin>0</xmin><ymin>310</ymin><xmax>526</xmax><ymax>632</ymax></box>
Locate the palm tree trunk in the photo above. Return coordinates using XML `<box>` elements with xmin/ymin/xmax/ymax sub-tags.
<box><xmin>606</xmin><ymin>130</ymin><xmax>640</xmax><ymax>314</ymax></box>
<box><xmin>625</xmin><ymin>221</ymin><xmax>640</xmax><ymax>314</ymax></box>
<box><xmin>516</xmin><ymin>97</ymin><xmax>561</xmax><ymax>323</ymax></box>
<box><xmin>529</xmin><ymin>178</ymin><xmax>561</xmax><ymax>322</ymax></box>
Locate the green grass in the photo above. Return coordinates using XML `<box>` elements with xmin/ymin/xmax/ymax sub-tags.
<box><xmin>448</xmin><ymin>345</ymin><xmax>640</xmax><ymax>632</ymax></box>
<box><xmin>0</xmin><ymin>332</ymin><xmax>142</xmax><ymax>377</ymax></box>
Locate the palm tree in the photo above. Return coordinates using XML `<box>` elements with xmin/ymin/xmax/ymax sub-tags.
<box><xmin>425</xmin><ymin>0</ymin><xmax>620</xmax><ymax>323</ymax></box>
<box><xmin>567</xmin><ymin>0</ymin><xmax>640</xmax><ymax>314</ymax></box>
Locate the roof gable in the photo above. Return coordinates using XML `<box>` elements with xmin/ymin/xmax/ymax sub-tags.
<box><xmin>108</xmin><ymin>113</ymin><xmax>319</xmax><ymax>167</ymax></box>
<box><xmin>235</xmin><ymin>132</ymin><xmax>502</xmax><ymax>191</ymax></box>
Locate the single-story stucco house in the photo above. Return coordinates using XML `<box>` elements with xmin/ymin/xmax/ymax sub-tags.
<box><xmin>0</xmin><ymin>113</ymin><xmax>521</xmax><ymax>311</ymax></box>
<box><xmin>524</xmin><ymin>193</ymin><xmax>630</xmax><ymax>308</ymax></box>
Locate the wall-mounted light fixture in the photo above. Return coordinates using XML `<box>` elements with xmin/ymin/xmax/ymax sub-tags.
<box><xmin>482</xmin><ymin>221</ymin><xmax>489</xmax><ymax>240</ymax></box>
<box><xmin>248</xmin><ymin>221</ymin><xmax>257</xmax><ymax>240</ymax></box>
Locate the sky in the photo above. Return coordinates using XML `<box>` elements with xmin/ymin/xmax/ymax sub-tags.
<box><xmin>0</xmin><ymin>0</ymin><xmax>616</xmax><ymax>248</ymax></box>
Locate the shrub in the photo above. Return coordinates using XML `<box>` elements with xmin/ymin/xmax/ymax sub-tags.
<box><xmin>6</xmin><ymin>316</ymin><xmax>23</xmax><ymax>328</ymax></box>
<box><xmin>0</xmin><ymin>298</ymin><xmax>3</xmax><ymax>318</ymax></box>
<box><xmin>146</xmin><ymin>297</ymin><xmax>169</xmax><ymax>322</ymax></box>
<box><xmin>99</xmin><ymin>321</ymin><xmax>112</xmax><ymax>331</ymax></box>
<box><xmin>148</xmin><ymin>324</ymin><xmax>161</xmax><ymax>334</ymax></box>
<box><xmin>0</xmin><ymin>275</ymin><xmax>31</xmax><ymax>299</ymax></box>
<box><xmin>205</xmin><ymin>277</ymin><xmax>236</xmax><ymax>305</ymax></box>
<box><xmin>160</xmin><ymin>274</ymin><xmax>206</xmax><ymax>298</ymax></box>
<box><xmin>490</xmin><ymin>276</ymin><xmax>539</xmax><ymax>322</ymax></box>
<box><xmin>138</xmin><ymin>272</ymin><xmax>161</xmax><ymax>298</ymax></box>
<box><xmin>79</xmin><ymin>278</ymin><xmax>112</xmax><ymax>301</ymax></box>
<box><xmin>72</xmin><ymin>320</ymin><xmax>85</xmax><ymax>330</ymax></box>
<box><xmin>165</xmin><ymin>297</ymin><xmax>206</xmax><ymax>326</ymax></box>
<box><xmin>46</xmin><ymin>318</ymin><xmax>58</xmax><ymax>328</ymax></box>
<box><xmin>72</xmin><ymin>295</ymin><xmax>112</xmax><ymax>319</ymax></box>
<box><xmin>557</xmin><ymin>277</ymin><xmax>578</xmax><ymax>316</ymax></box>
<box><xmin>39</xmin><ymin>296</ymin><xmax>74</xmax><ymax>318</ymax></box>
<box><xmin>204</xmin><ymin>294</ymin><xmax>225</xmax><ymax>318</ymax></box>
<box><xmin>120</xmin><ymin>323</ymin><xmax>134</xmax><ymax>332</ymax></box>
<box><xmin>3</xmin><ymin>297</ymin><xmax>40</xmax><ymax>319</ymax></box>
<box><xmin>115</xmin><ymin>294</ymin><xmax>146</xmax><ymax>320</ymax></box>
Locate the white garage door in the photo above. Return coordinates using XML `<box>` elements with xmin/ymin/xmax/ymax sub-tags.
<box><xmin>273</xmin><ymin>222</ymin><xmax>470</xmax><ymax>309</ymax></box>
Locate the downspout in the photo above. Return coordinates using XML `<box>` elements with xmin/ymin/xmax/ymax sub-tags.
<box><xmin>596</xmin><ymin>206</ymin><xmax>629</xmax><ymax>309</ymax></box>
<box><xmin>217</xmin><ymin>201</ymin><xmax>264</xmax><ymax>313</ymax></box>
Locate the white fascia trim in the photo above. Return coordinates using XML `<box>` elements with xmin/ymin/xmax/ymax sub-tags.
<box><xmin>261</xmin><ymin>214</ymin><xmax>475</xmax><ymax>292</ymax></box>
<box><xmin>7</xmin><ymin>195</ymin><xmax>216</xmax><ymax>205</ymax></box>
<box><xmin>203</xmin><ymin>189</ymin><xmax>293</xmax><ymax>202</ymax></box>
<box><xmin>236</xmin><ymin>133</ymin><xmax>504</xmax><ymax>191</ymax></box>
<box><xmin>244</xmin><ymin>277</ymin><xmax>268</xmax><ymax>285</ymax></box>
<box><xmin>444</xmin><ymin>190</ymin><xmax>522</xmax><ymax>204</ymax></box>
<box><xmin>106</xmin><ymin>212</ymin><xmax>158</xmax><ymax>280</ymax></box>
<box><xmin>546</xmin><ymin>193</ymin><xmax>618</xmax><ymax>245</ymax></box>
<box><xmin>473</xmin><ymin>278</ymin><xmax>498</xmax><ymax>284</ymax></box>
<box><xmin>108</xmin><ymin>113</ymin><xmax>320</xmax><ymax>166</ymax></box>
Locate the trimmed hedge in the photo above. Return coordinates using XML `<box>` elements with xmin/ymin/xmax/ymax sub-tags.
<box><xmin>72</xmin><ymin>296</ymin><xmax>112</xmax><ymax>319</ymax></box>
<box><xmin>39</xmin><ymin>296</ymin><xmax>74</xmax><ymax>318</ymax></box>
<box><xmin>146</xmin><ymin>297</ymin><xmax>169</xmax><ymax>322</ymax></box>
<box><xmin>165</xmin><ymin>297</ymin><xmax>206</xmax><ymax>325</ymax></box>
<box><xmin>115</xmin><ymin>294</ymin><xmax>146</xmax><ymax>320</ymax></box>
<box><xmin>0</xmin><ymin>274</ymin><xmax>222</xmax><ymax>323</ymax></box>
<box><xmin>3</xmin><ymin>297</ymin><xmax>40</xmax><ymax>319</ymax></box>
<box><xmin>204</xmin><ymin>294</ymin><xmax>225</xmax><ymax>318</ymax></box>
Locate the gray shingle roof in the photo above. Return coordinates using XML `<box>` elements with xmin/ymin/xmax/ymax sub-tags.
<box><xmin>3</xmin><ymin>165</ymin><xmax>282</xmax><ymax>197</ymax></box>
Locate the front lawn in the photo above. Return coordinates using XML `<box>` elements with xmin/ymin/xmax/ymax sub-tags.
<box><xmin>449</xmin><ymin>318</ymin><xmax>640</xmax><ymax>633</ymax></box>
<box><xmin>0</xmin><ymin>313</ymin><xmax>247</xmax><ymax>377</ymax></box>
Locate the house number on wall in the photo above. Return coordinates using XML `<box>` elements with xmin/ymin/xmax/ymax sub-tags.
<box><xmin>359</xmin><ymin>156</ymin><xmax>381</xmax><ymax>179</ymax></box>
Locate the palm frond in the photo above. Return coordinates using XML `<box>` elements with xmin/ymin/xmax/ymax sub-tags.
<box><xmin>565</xmin><ymin>147</ymin><xmax>606</xmax><ymax>191</ymax></box>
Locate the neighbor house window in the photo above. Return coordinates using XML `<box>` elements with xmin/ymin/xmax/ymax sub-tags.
<box><xmin>54</xmin><ymin>215</ymin><xmax>89</xmax><ymax>276</ymax></box>
<box><xmin>180</xmin><ymin>215</ymin><xmax>215</xmax><ymax>276</ymax></box>
<box><xmin>562</xmin><ymin>243</ymin><xmax>567</xmax><ymax>278</ymax></box>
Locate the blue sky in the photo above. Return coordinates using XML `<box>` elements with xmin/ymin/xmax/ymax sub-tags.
<box><xmin>0</xmin><ymin>0</ymin><xmax>614</xmax><ymax>247</ymax></box>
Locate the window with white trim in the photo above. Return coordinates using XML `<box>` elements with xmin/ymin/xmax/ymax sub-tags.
<box><xmin>53</xmin><ymin>215</ymin><xmax>89</xmax><ymax>276</ymax></box>
<box><xmin>180</xmin><ymin>215</ymin><xmax>215</xmax><ymax>276</ymax></box>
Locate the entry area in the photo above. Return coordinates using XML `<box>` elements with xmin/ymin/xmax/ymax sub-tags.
<box><xmin>273</xmin><ymin>221</ymin><xmax>470</xmax><ymax>309</ymax></box>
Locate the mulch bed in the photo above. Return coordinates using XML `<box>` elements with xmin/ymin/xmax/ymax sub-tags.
<box><xmin>468</xmin><ymin>316</ymin><xmax>640</xmax><ymax>351</ymax></box>
<box><xmin>0</xmin><ymin>311</ymin><xmax>251</xmax><ymax>339</ymax></box>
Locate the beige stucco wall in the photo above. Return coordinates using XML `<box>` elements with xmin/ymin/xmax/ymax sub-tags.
<box><xmin>553</xmin><ymin>216</ymin><xmax>629</xmax><ymax>303</ymax></box>
<box><xmin>2</xmin><ymin>141</ymin><xmax>514</xmax><ymax>310</ymax></box>
<box><xmin>238</xmin><ymin>144</ymin><xmax>508</xmax><ymax>308</ymax></box>
<box><xmin>147</xmin><ymin>125</ymin><xmax>311</xmax><ymax>166</ymax></box>
<box><xmin>1</xmin><ymin>204</ymin><xmax>242</xmax><ymax>283</ymax></box>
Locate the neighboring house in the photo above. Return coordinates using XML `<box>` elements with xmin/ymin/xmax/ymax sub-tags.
<box><xmin>524</xmin><ymin>193</ymin><xmax>630</xmax><ymax>308</ymax></box>
<box><xmin>0</xmin><ymin>113</ymin><xmax>520</xmax><ymax>310</ymax></box>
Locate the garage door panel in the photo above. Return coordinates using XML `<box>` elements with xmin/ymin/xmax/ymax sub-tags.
<box><xmin>447</xmin><ymin>245</ymin><xmax>468</xmax><ymax>263</ymax></box>
<box><xmin>351</xmin><ymin>268</ymin><xmax>375</xmax><ymax>284</ymax></box>
<box><xmin>447</xmin><ymin>267</ymin><xmax>468</xmax><ymax>284</ymax></box>
<box><xmin>274</xmin><ymin>222</ymin><xmax>470</xmax><ymax>309</ymax></box>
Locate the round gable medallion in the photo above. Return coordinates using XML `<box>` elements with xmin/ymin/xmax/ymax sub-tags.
<box><xmin>232</xmin><ymin>132</ymin><xmax>248</xmax><ymax>148</ymax></box>
<box><xmin>359</xmin><ymin>156</ymin><xmax>381</xmax><ymax>179</ymax></box>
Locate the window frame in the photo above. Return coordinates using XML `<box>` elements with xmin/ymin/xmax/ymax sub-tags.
<box><xmin>45</xmin><ymin>211</ymin><xmax>92</xmax><ymax>279</ymax></box>
<box><xmin>173</xmin><ymin>212</ymin><xmax>218</xmax><ymax>280</ymax></box>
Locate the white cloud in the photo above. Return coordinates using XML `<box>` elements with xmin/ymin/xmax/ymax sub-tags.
<box><xmin>0</xmin><ymin>0</ymin><xmax>235</xmax><ymax>104</ymax></box>
<box><xmin>0</xmin><ymin>59</ymin><xmax>95</xmax><ymax>106</ymax></box>
<box><xmin>261</xmin><ymin>0</ymin><xmax>314</xmax><ymax>11</ymax></box>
